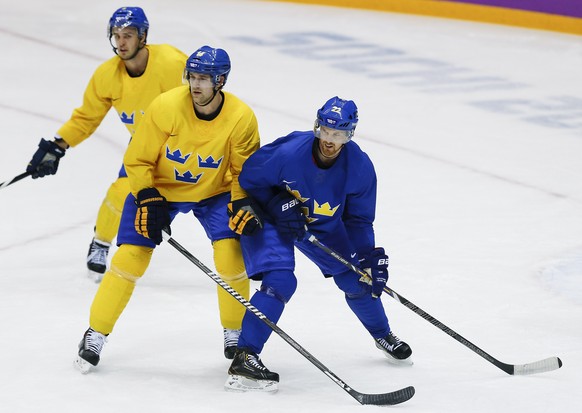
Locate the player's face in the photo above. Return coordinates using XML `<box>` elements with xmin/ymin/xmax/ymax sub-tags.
<box><xmin>318</xmin><ymin>126</ymin><xmax>349</xmax><ymax>158</ymax></box>
<box><xmin>188</xmin><ymin>73</ymin><xmax>217</xmax><ymax>106</ymax></box>
<box><xmin>111</xmin><ymin>27</ymin><xmax>142</xmax><ymax>60</ymax></box>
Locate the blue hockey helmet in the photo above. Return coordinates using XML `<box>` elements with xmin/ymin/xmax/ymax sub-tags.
<box><xmin>314</xmin><ymin>96</ymin><xmax>359</xmax><ymax>140</ymax></box>
<box><xmin>184</xmin><ymin>45</ymin><xmax>231</xmax><ymax>87</ymax></box>
<box><xmin>107</xmin><ymin>7</ymin><xmax>149</xmax><ymax>39</ymax></box>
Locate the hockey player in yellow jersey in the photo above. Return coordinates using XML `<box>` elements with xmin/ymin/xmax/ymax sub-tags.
<box><xmin>25</xmin><ymin>7</ymin><xmax>187</xmax><ymax>282</ymax></box>
<box><xmin>74</xmin><ymin>45</ymin><xmax>260</xmax><ymax>373</ymax></box>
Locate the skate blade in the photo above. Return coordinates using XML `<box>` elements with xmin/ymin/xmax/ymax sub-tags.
<box><xmin>224</xmin><ymin>374</ymin><xmax>278</xmax><ymax>393</ymax></box>
<box><xmin>74</xmin><ymin>356</ymin><xmax>94</xmax><ymax>374</ymax></box>
<box><xmin>87</xmin><ymin>270</ymin><xmax>104</xmax><ymax>283</ymax></box>
<box><xmin>381</xmin><ymin>352</ymin><xmax>414</xmax><ymax>366</ymax></box>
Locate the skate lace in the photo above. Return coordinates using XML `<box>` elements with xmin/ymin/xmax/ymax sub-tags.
<box><xmin>245</xmin><ymin>353</ymin><xmax>267</xmax><ymax>371</ymax></box>
<box><xmin>87</xmin><ymin>241</ymin><xmax>109</xmax><ymax>266</ymax></box>
<box><xmin>223</xmin><ymin>328</ymin><xmax>241</xmax><ymax>348</ymax></box>
<box><xmin>377</xmin><ymin>332</ymin><xmax>402</xmax><ymax>351</ymax></box>
<box><xmin>85</xmin><ymin>329</ymin><xmax>107</xmax><ymax>354</ymax></box>
<box><xmin>388</xmin><ymin>332</ymin><xmax>402</xmax><ymax>343</ymax></box>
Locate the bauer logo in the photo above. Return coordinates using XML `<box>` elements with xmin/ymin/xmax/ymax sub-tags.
<box><xmin>281</xmin><ymin>198</ymin><xmax>299</xmax><ymax>212</ymax></box>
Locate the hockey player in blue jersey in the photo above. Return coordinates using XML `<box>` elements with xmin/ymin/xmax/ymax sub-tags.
<box><xmin>224</xmin><ymin>96</ymin><xmax>412</xmax><ymax>391</ymax></box>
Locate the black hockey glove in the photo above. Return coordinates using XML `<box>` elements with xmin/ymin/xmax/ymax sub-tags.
<box><xmin>134</xmin><ymin>188</ymin><xmax>171</xmax><ymax>245</ymax></box>
<box><xmin>227</xmin><ymin>197</ymin><xmax>263</xmax><ymax>236</ymax></box>
<box><xmin>359</xmin><ymin>247</ymin><xmax>389</xmax><ymax>298</ymax></box>
<box><xmin>267</xmin><ymin>191</ymin><xmax>306</xmax><ymax>239</ymax></box>
<box><xmin>26</xmin><ymin>138</ymin><xmax>66</xmax><ymax>178</ymax></box>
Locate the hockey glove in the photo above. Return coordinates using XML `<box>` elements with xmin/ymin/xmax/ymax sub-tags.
<box><xmin>227</xmin><ymin>197</ymin><xmax>263</xmax><ymax>236</ymax></box>
<box><xmin>359</xmin><ymin>247</ymin><xmax>389</xmax><ymax>298</ymax></box>
<box><xmin>26</xmin><ymin>138</ymin><xmax>66</xmax><ymax>178</ymax></box>
<box><xmin>134</xmin><ymin>188</ymin><xmax>171</xmax><ymax>245</ymax></box>
<box><xmin>267</xmin><ymin>191</ymin><xmax>306</xmax><ymax>239</ymax></box>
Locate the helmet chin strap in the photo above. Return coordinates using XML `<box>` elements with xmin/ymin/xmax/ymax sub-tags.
<box><xmin>192</xmin><ymin>78</ymin><xmax>223</xmax><ymax>107</ymax></box>
<box><xmin>195</xmin><ymin>87</ymin><xmax>220</xmax><ymax>107</ymax></box>
<box><xmin>110</xmin><ymin>37</ymin><xmax>118</xmax><ymax>55</ymax></box>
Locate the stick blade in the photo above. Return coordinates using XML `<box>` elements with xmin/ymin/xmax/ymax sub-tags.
<box><xmin>513</xmin><ymin>357</ymin><xmax>562</xmax><ymax>375</ymax></box>
<box><xmin>353</xmin><ymin>385</ymin><xmax>415</xmax><ymax>406</ymax></box>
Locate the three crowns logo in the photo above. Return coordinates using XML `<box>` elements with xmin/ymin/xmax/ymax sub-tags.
<box><xmin>166</xmin><ymin>147</ymin><xmax>191</xmax><ymax>164</ymax></box>
<box><xmin>120</xmin><ymin>112</ymin><xmax>135</xmax><ymax>125</ymax></box>
<box><xmin>281</xmin><ymin>182</ymin><xmax>339</xmax><ymax>218</ymax></box>
<box><xmin>313</xmin><ymin>200</ymin><xmax>339</xmax><ymax>217</ymax></box>
<box><xmin>198</xmin><ymin>155</ymin><xmax>223</xmax><ymax>169</ymax></box>
<box><xmin>174</xmin><ymin>169</ymin><xmax>202</xmax><ymax>184</ymax></box>
<box><xmin>285</xmin><ymin>184</ymin><xmax>309</xmax><ymax>203</ymax></box>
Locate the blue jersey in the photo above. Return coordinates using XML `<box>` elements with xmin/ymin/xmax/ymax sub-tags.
<box><xmin>239</xmin><ymin>131</ymin><xmax>377</xmax><ymax>257</ymax></box>
<box><xmin>237</xmin><ymin>131</ymin><xmax>393</xmax><ymax>353</ymax></box>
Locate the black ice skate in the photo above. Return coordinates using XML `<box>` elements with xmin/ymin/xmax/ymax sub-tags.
<box><xmin>375</xmin><ymin>332</ymin><xmax>413</xmax><ymax>365</ymax></box>
<box><xmin>86</xmin><ymin>238</ymin><xmax>110</xmax><ymax>283</ymax></box>
<box><xmin>74</xmin><ymin>328</ymin><xmax>107</xmax><ymax>374</ymax></box>
<box><xmin>225</xmin><ymin>348</ymin><xmax>279</xmax><ymax>392</ymax></box>
<box><xmin>223</xmin><ymin>328</ymin><xmax>241</xmax><ymax>360</ymax></box>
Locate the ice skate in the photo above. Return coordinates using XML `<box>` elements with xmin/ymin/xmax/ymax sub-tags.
<box><xmin>223</xmin><ymin>328</ymin><xmax>241</xmax><ymax>360</ymax></box>
<box><xmin>375</xmin><ymin>331</ymin><xmax>413</xmax><ymax>365</ymax></box>
<box><xmin>86</xmin><ymin>238</ymin><xmax>110</xmax><ymax>283</ymax></box>
<box><xmin>74</xmin><ymin>328</ymin><xmax>107</xmax><ymax>374</ymax></box>
<box><xmin>225</xmin><ymin>348</ymin><xmax>279</xmax><ymax>392</ymax></box>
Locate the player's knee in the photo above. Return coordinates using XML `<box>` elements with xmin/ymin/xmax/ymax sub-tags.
<box><xmin>109</xmin><ymin>244</ymin><xmax>153</xmax><ymax>282</ymax></box>
<box><xmin>333</xmin><ymin>269</ymin><xmax>370</xmax><ymax>299</ymax></box>
<box><xmin>213</xmin><ymin>238</ymin><xmax>246</xmax><ymax>281</ymax></box>
<box><xmin>260</xmin><ymin>269</ymin><xmax>297</xmax><ymax>304</ymax></box>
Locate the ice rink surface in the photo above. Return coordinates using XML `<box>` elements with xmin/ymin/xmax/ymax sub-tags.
<box><xmin>1</xmin><ymin>1</ymin><xmax>581</xmax><ymax>411</ymax></box>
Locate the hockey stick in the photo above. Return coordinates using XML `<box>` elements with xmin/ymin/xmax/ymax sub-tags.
<box><xmin>162</xmin><ymin>231</ymin><xmax>415</xmax><ymax>406</ymax></box>
<box><xmin>0</xmin><ymin>171</ymin><xmax>30</xmax><ymax>190</ymax></box>
<box><xmin>306</xmin><ymin>233</ymin><xmax>563</xmax><ymax>376</ymax></box>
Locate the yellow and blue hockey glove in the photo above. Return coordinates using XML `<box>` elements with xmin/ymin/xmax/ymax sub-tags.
<box><xmin>26</xmin><ymin>138</ymin><xmax>66</xmax><ymax>178</ymax></box>
<box><xmin>359</xmin><ymin>247</ymin><xmax>389</xmax><ymax>298</ymax></box>
<box><xmin>134</xmin><ymin>188</ymin><xmax>170</xmax><ymax>245</ymax></box>
<box><xmin>227</xmin><ymin>197</ymin><xmax>263</xmax><ymax>236</ymax></box>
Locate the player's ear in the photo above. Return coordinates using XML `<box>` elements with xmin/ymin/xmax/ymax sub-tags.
<box><xmin>216</xmin><ymin>75</ymin><xmax>225</xmax><ymax>89</ymax></box>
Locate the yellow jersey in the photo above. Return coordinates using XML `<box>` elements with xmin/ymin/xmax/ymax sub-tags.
<box><xmin>124</xmin><ymin>86</ymin><xmax>260</xmax><ymax>202</ymax></box>
<box><xmin>56</xmin><ymin>44</ymin><xmax>187</xmax><ymax>146</ymax></box>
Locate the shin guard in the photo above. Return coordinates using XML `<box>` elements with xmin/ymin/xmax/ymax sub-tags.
<box><xmin>213</xmin><ymin>238</ymin><xmax>249</xmax><ymax>330</ymax></box>
<box><xmin>89</xmin><ymin>244</ymin><xmax>153</xmax><ymax>334</ymax></box>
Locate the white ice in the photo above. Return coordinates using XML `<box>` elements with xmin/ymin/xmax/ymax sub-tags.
<box><xmin>1</xmin><ymin>1</ymin><xmax>581</xmax><ymax>412</ymax></box>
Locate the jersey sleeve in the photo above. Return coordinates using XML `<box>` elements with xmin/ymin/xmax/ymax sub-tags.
<box><xmin>55</xmin><ymin>63</ymin><xmax>114</xmax><ymax>147</ymax></box>
<box><xmin>238</xmin><ymin>141</ymin><xmax>285</xmax><ymax>206</ymax></box>
<box><xmin>343</xmin><ymin>152</ymin><xmax>378</xmax><ymax>255</ymax></box>
<box><xmin>123</xmin><ymin>95</ymin><xmax>168</xmax><ymax>195</ymax></box>
<box><xmin>229</xmin><ymin>110</ymin><xmax>260</xmax><ymax>201</ymax></box>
